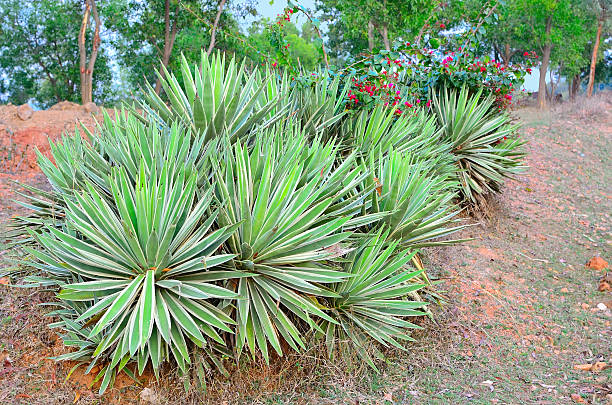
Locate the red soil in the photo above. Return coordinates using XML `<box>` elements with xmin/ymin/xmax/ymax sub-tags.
<box><xmin>0</xmin><ymin>102</ymin><xmax>104</xmax><ymax>182</ymax></box>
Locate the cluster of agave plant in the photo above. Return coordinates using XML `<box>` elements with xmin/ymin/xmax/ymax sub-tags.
<box><xmin>8</xmin><ymin>51</ymin><xmax>525</xmax><ymax>393</ymax></box>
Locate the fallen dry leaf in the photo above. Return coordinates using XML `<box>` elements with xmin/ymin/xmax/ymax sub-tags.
<box><xmin>586</xmin><ymin>256</ymin><xmax>609</xmax><ymax>271</ymax></box>
<box><xmin>15</xmin><ymin>394</ymin><xmax>31</xmax><ymax>399</ymax></box>
<box><xmin>383</xmin><ymin>392</ymin><xmax>393</xmax><ymax>402</ymax></box>
<box><xmin>574</xmin><ymin>364</ymin><xmax>594</xmax><ymax>371</ymax></box>
<box><xmin>590</xmin><ymin>362</ymin><xmax>609</xmax><ymax>372</ymax></box>
<box><xmin>140</xmin><ymin>387</ymin><xmax>161</xmax><ymax>404</ymax></box>
<box><xmin>0</xmin><ymin>277</ymin><xmax>9</xmax><ymax>285</ymax></box>
<box><xmin>373</xmin><ymin>177</ymin><xmax>382</xmax><ymax>196</ymax></box>
<box><xmin>571</xmin><ymin>393</ymin><xmax>588</xmax><ymax>404</ymax></box>
<box><xmin>598</xmin><ymin>274</ymin><xmax>612</xmax><ymax>292</ymax></box>
<box><xmin>573</xmin><ymin>362</ymin><xmax>609</xmax><ymax>372</ymax></box>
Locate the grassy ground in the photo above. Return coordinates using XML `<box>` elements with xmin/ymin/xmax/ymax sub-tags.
<box><xmin>0</xmin><ymin>98</ymin><xmax>610</xmax><ymax>404</ymax></box>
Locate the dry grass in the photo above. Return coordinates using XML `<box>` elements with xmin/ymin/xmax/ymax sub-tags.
<box><xmin>552</xmin><ymin>90</ymin><xmax>612</xmax><ymax>122</ymax></box>
<box><xmin>132</xmin><ymin>309</ymin><xmax>459</xmax><ymax>405</ymax></box>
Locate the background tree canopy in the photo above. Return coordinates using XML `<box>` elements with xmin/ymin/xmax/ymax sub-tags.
<box><xmin>0</xmin><ymin>0</ymin><xmax>609</xmax><ymax>108</ymax></box>
<box><xmin>0</xmin><ymin>0</ymin><xmax>113</xmax><ymax>108</ymax></box>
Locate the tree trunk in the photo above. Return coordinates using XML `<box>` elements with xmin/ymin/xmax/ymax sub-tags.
<box><xmin>538</xmin><ymin>15</ymin><xmax>552</xmax><ymax>110</ymax></box>
<box><xmin>78</xmin><ymin>0</ymin><xmax>100</xmax><ymax>104</ymax></box>
<box><xmin>380</xmin><ymin>23</ymin><xmax>390</xmax><ymax>51</ymax></box>
<box><xmin>569</xmin><ymin>74</ymin><xmax>581</xmax><ymax>101</ymax></box>
<box><xmin>549</xmin><ymin>69</ymin><xmax>555</xmax><ymax>103</ymax></box>
<box><xmin>367</xmin><ymin>20</ymin><xmax>375</xmax><ymax>52</ymax></box>
<box><xmin>206</xmin><ymin>0</ymin><xmax>227</xmax><ymax>55</ymax></box>
<box><xmin>154</xmin><ymin>0</ymin><xmax>180</xmax><ymax>95</ymax></box>
<box><xmin>549</xmin><ymin>64</ymin><xmax>562</xmax><ymax>104</ymax></box>
<box><xmin>586</xmin><ymin>15</ymin><xmax>604</xmax><ymax>97</ymax></box>
<box><xmin>502</xmin><ymin>43</ymin><xmax>513</xmax><ymax>68</ymax></box>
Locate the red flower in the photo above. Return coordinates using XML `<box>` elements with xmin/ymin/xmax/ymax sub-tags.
<box><xmin>439</xmin><ymin>23</ymin><xmax>446</xmax><ymax>29</ymax></box>
<box><xmin>523</xmin><ymin>51</ymin><xmax>529</xmax><ymax>56</ymax></box>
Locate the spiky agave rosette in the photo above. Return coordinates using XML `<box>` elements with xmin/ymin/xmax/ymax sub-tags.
<box><xmin>8</xmin><ymin>52</ymin><xmax>471</xmax><ymax>394</ymax></box>
<box><xmin>432</xmin><ymin>86</ymin><xmax>526</xmax><ymax>205</ymax></box>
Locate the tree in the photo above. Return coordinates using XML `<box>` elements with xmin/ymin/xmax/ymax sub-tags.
<box><xmin>445</xmin><ymin>0</ymin><xmax>533</xmax><ymax>68</ymax></box>
<box><xmin>79</xmin><ymin>0</ymin><xmax>102</xmax><ymax>104</ymax></box>
<box><xmin>107</xmin><ymin>0</ymin><xmax>239</xmax><ymax>93</ymax></box>
<box><xmin>587</xmin><ymin>0</ymin><xmax>610</xmax><ymax>96</ymax></box>
<box><xmin>0</xmin><ymin>0</ymin><xmax>113</xmax><ymax>107</ymax></box>
<box><xmin>552</xmin><ymin>3</ymin><xmax>595</xmax><ymax>101</ymax></box>
<box><xmin>206</xmin><ymin>0</ymin><xmax>228</xmax><ymax>56</ymax></box>
<box><xmin>317</xmin><ymin>0</ymin><xmax>435</xmax><ymax>54</ymax></box>
<box><xmin>316</xmin><ymin>4</ymin><xmax>368</xmax><ymax>63</ymax></box>
<box><xmin>243</xmin><ymin>19</ymin><xmax>322</xmax><ymax>70</ymax></box>
<box><xmin>512</xmin><ymin>0</ymin><xmax>587</xmax><ymax>108</ymax></box>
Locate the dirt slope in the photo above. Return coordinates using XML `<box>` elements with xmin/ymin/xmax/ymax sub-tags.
<box><xmin>0</xmin><ymin>102</ymin><xmax>104</xmax><ymax>220</ymax></box>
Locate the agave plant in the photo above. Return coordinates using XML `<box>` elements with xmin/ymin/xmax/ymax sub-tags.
<box><xmin>321</xmin><ymin>230</ymin><xmax>428</xmax><ymax>370</ymax></box>
<box><xmin>7</xmin><ymin>55</ymin><xmax>481</xmax><ymax>393</ymax></box>
<box><xmin>40</xmin><ymin>111</ymin><xmax>214</xmax><ymax>194</ymax></box>
<box><xmin>139</xmin><ymin>52</ymin><xmax>282</xmax><ymax>143</ymax></box>
<box><xmin>343</xmin><ymin>104</ymin><xmax>449</xmax><ymax>160</ymax></box>
<box><xmin>10</xmin><ymin>110</ymin><xmax>218</xmax><ymax>244</ymax></box>
<box><xmin>289</xmin><ymin>70</ymin><xmax>350</xmax><ymax>138</ymax></box>
<box><xmin>28</xmin><ymin>162</ymin><xmax>241</xmax><ymax>389</ymax></box>
<box><xmin>362</xmin><ymin>149</ymin><xmax>464</xmax><ymax>249</ymax></box>
<box><xmin>432</xmin><ymin>86</ymin><xmax>526</xmax><ymax>203</ymax></box>
<box><xmin>210</xmin><ymin>128</ymin><xmax>384</xmax><ymax>361</ymax></box>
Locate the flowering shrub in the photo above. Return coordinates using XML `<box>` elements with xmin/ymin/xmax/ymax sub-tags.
<box><xmin>265</xmin><ymin>3</ymin><xmax>537</xmax><ymax>115</ymax></box>
<box><xmin>338</xmin><ymin>42</ymin><xmax>537</xmax><ymax>113</ymax></box>
<box><xmin>266</xmin><ymin>4</ymin><xmax>327</xmax><ymax>74</ymax></box>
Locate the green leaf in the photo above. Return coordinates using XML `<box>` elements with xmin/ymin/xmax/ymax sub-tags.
<box><xmin>89</xmin><ymin>275</ymin><xmax>144</xmax><ymax>338</ymax></box>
